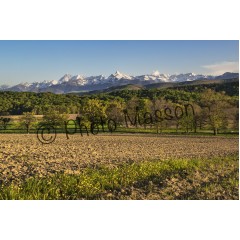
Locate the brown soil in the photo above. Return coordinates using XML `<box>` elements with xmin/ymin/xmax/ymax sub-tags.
<box><xmin>0</xmin><ymin>134</ymin><xmax>238</xmax><ymax>185</ymax></box>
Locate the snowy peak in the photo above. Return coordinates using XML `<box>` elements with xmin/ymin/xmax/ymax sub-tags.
<box><xmin>86</xmin><ymin>75</ymin><xmax>106</xmax><ymax>85</ymax></box>
<box><xmin>50</xmin><ymin>80</ymin><xmax>58</xmax><ymax>85</ymax></box>
<box><xmin>58</xmin><ymin>74</ymin><xmax>72</xmax><ymax>84</ymax></box>
<box><xmin>70</xmin><ymin>75</ymin><xmax>84</xmax><ymax>81</ymax></box>
<box><xmin>108</xmin><ymin>70</ymin><xmax>133</xmax><ymax>81</ymax></box>
<box><xmin>135</xmin><ymin>70</ymin><xmax>169</xmax><ymax>82</ymax></box>
<box><xmin>152</xmin><ymin>70</ymin><xmax>161</xmax><ymax>77</ymax></box>
<box><xmin>1</xmin><ymin>71</ymin><xmax>238</xmax><ymax>93</ymax></box>
<box><xmin>169</xmin><ymin>73</ymin><xmax>214</xmax><ymax>82</ymax></box>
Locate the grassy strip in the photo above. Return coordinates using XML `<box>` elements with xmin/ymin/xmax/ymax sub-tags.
<box><xmin>0</xmin><ymin>155</ymin><xmax>238</xmax><ymax>200</ymax></box>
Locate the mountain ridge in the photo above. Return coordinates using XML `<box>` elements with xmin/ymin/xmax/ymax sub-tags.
<box><xmin>0</xmin><ymin>71</ymin><xmax>238</xmax><ymax>94</ymax></box>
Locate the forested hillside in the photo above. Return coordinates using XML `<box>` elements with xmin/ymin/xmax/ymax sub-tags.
<box><xmin>0</xmin><ymin>79</ymin><xmax>238</xmax><ymax>115</ymax></box>
<box><xmin>0</xmin><ymin>79</ymin><xmax>239</xmax><ymax>135</ymax></box>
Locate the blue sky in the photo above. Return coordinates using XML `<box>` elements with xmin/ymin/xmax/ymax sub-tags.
<box><xmin>0</xmin><ymin>40</ymin><xmax>238</xmax><ymax>86</ymax></box>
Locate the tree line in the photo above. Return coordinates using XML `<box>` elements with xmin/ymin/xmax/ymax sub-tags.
<box><xmin>0</xmin><ymin>88</ymin><xmax>238</xmax><ymax>135</ymax></box>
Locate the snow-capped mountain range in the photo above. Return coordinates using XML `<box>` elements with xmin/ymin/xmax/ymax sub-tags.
<box><xmin>0</xmin><ymin>71</ymin><xmax>238</xmax><ymax>94</ymax></box>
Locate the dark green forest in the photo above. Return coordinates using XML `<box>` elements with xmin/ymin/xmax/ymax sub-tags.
<box><xmin>0</xmin><ymin>80</ymin><xmax>238</xmax><ymax>115</ymax></box>
<box><xmin>0</xmin><ymin>80</ymin><xmax>239</xmax><ymax>135</ymax></box>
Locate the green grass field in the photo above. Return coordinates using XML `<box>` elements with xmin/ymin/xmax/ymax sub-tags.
<box><xmin>1</xmin><ymin>123</ymin><xmax>238</xmax><ymax>136</ymax></box>
<box><xmin>1</xmin><ymin>154</ymin><xmax>238</xmax><ymax>200</ymax></box>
